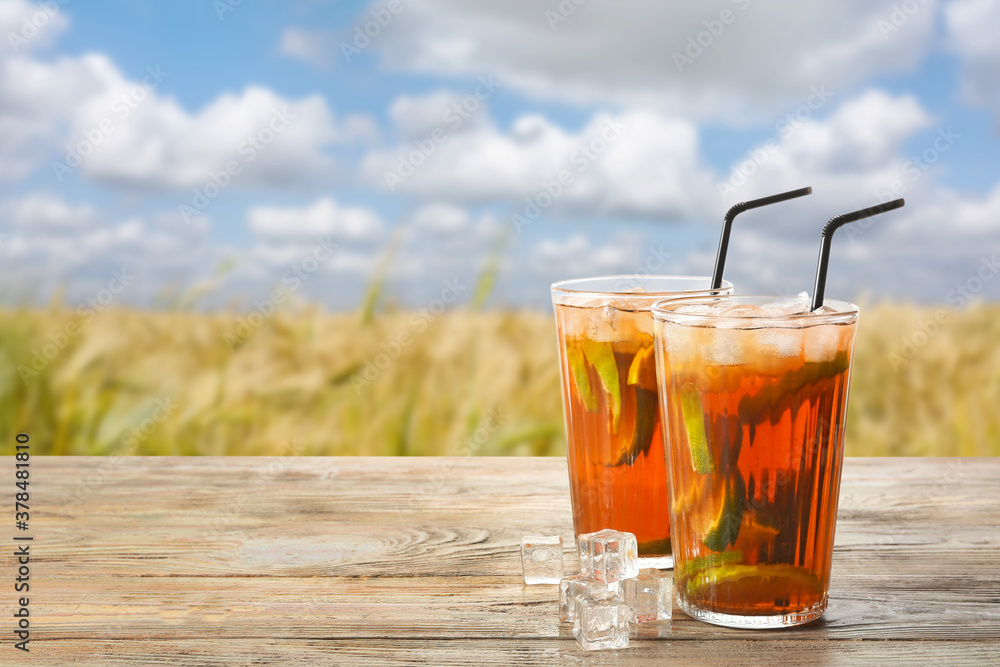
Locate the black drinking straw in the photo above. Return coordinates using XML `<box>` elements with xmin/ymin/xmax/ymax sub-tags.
<box><xmin>810</xmin><ymin>198</ymin><xmax>905</xmax><ymax>311</ymax></box>
<box><xmin>711</xmin><ymin>186</ymin><xmax>813</xmax><ymax>289</ymax></box>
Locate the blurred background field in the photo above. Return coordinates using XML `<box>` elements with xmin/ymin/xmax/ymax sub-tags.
<box><xmin>2</xmin><ymin>302</ymin><xmax>998</xmax><ymax>457</ymax></box>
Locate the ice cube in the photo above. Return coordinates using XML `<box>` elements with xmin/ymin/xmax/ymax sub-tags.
<box><xmin>559</xmin><ymin>575</ymin><xmax>620</xmax><ymax>622</ymax></box>
<box><xmin>763</xmin><ymin>296</ymin><xmax>810</xmax><ymax>317</ymax></box>
<box><xmin>719</xmin><ymin>304</ymin><xmax>768</xmax><ymax>318</ymax></box>
<box><xmin>673</xmin><ymin>304</ymin><xmax>716</xmax><ymax>315</ymax></box>
<box><xmin>611</xmin><ymin>298</ymin><xmax>651</xmax><ymax>313</ymax></box>
<box><xmin>520</xmin><ymin>536</ymin><xmax>564</xmax><ymax>584</ymax></box>
<box><xmin>578</xmin><ymin>529</ymin><xmax>639</xmax><ymax>583</ymax></box>
<box><xmin>572</xmin><ymin>594</ymin><xmax>630</xmax><ymax>651</ymax></box>
<box><xmin>701</xmin><ymin>329</ymin><xmax>745</xmax><ymax>366</ymax></box>
<box><xmin>756</xmin><ymin>327</ymin><xmax>804</xmax><ymax>359</ymax></box>
<box><xmin>623</xmin><ymin>569</ymin><xmax>673</xmax><ymax>622</ymax></box>
<box><xmin>587</xmin><ymin>305</ymin><xmax>619</xmax><ymax>341</ymax></box>
<box><xmin>661</xmin><ymin>324</ymin><xmax>699</xmax><ymax>363</ymax></box>
<box><xmin>804</xmin><ymin>324</ymin><xmax>841</xmax><ymax>362</ymax></box>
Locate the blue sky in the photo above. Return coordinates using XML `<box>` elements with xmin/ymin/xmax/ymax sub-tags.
<box><xmin>1</xmin><ymin>0</ymin><xmax>999</xmax><ymax>310</ymax></box>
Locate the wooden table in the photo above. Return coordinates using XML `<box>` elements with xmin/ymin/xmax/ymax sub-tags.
<box><xmin>17</xmin><ymin>457</ymin><xmax>1000</xmax><ymax>665</ymax></box>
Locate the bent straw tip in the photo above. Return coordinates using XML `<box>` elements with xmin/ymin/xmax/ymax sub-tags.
<box><xmin>811</xmin><ymin>197</ymin><xmax>906</xmax><ymax>310</ymax></box>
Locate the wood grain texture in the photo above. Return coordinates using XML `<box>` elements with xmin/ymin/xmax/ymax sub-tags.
<box><xmin>9</xmin><ymin>456</ymin><xmax>1000</xmax><ymax>665</ymax></box>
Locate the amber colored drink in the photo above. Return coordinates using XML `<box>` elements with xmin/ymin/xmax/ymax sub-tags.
<box><xmin>552</xmin><ymin>277</ymin><xmax>733</xmax><ymax>569</ymax></box>
<box><xmin>652</xmin><ymin>295</ymin><xmax>858</xmax><ymax>628</ymax></box>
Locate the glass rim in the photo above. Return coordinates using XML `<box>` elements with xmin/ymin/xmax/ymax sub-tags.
<box><xmin>551</xmin><ymin>275</ymin><xmax>734</xmax><ymax>305</ymax></box>
<box><xmin>651</xmin><ymin>294</ymin><xmax>859</xmax><ymax>328</ymax></box>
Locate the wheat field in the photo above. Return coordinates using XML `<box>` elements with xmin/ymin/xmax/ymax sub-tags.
<box><xmin>0</xmin><ymin>302</ymin><xmax>998</xmax><ymax>457</ymax></box>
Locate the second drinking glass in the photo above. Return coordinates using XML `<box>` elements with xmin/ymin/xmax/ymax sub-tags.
<box><xmin>551</xmin><ymin>276</ymin><xmax>734</xmax><ymax>569</ymax></box>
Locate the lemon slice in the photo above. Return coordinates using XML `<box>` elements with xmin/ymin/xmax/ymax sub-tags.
<box><xmin>626</xmin><ymin>344</ymin><xmax>657</xmax><ymax>391</ymax></box>
<box><xmin>680</xmin><ymin>387</ymin><xmax>714</xmax><ymax>474</ymax></box>
<box><xmin>581</xmin><ymin>340</ymin><xmax>621</xmax><ymax>435</ymax></box>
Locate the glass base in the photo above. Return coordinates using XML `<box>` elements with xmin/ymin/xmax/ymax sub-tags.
<box><xmin>677</xmin><ymin>595</ymin><xmax>826</xmax><ymax>629</ymax></box>
<box><xmin>638</xmin><ymin>555</ymin><xmax>673</xmax><ymax>570</ymax></box>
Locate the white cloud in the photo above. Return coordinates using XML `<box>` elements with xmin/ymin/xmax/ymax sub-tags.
<box><xmin>792</xmin><ymin>91</ymin><xmax>934</xmax><ymax>171</ymax></box>
<box><xmin>0</xmin><ymin>52</ymin><xmax>119</xmax><ymax>182</ymax></box>
<box><xmin>945</xmin><ymin>0</ymin><xmax>1000</xmax><ymax>118</ymax></box>
<box><xmin>374</xmin><ymin>0</ymin><xmax>938</xmax><ymax>122</ymax></box>
<box><xmin>0</xmin><ymin>4</ymin><xmax>367</xmax><ymax>192</ymax></box>
<box><xmin>715</xmin><ymin>91</ymin><xmax>939</xmax><ymax>233</ymax></box>
<box><xmin>699</xmin><ymin>90</ymin><xmax>1000</xmax><ymax>301</ymax></box>
<box><xmin>247</xmin><ymin>197</ymin><xmax>384</xmax><ymax>240</ymax></box>
<box><xmin>530</xmin><ymin>232</ymin><xmax>637</xmax><ymax>277</ymax></box>
<box><xmin>69</xmin><ymin>84</ymin><xmax>344</xmax><ymax>191</ymax></box>
<box><xmin>409</xmin><ymin>202</ymin><xmax>470</xmax><ymax>233</ymax></box>
<box><xmin>278</xmin><ymin>27</ymin><xmax>336</xmax><ymax>69</ymax></box>
<box><xmin>364</xmin><ymin>107</ymin><xmax>715</xmax><ymax>221</ymax></box>
<box><xmin>0</xmin><ymin>196</ymin><xmax>222</xmax><ymax>308</ymax></box>
<box><xmin>0</xmin><ymin>0</ymin><xmax>69</xmax><ymax>54</ymax></box>
<box><xmin>388</xmin><ymin>89</ymin><xmax>489</xmax><ymax>140</ymax></box>
<box><xmin>0</xmin><ymin>191</ymin><xmax>100</xmax><ymax>231</ymax></box>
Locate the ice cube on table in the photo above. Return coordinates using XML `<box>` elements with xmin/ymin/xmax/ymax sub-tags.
<box><xmin>578</xmin><ymin>529</ymin><xmax>639</xmax><ymax>583</ymax></box>
<box><xmin>623</xmin><ymin>569</ymin><xmax>673</xmax><ymax>622</ymax></box>
<box><xmin>520</xmin><ymin>536</ymin><xmax>564</xmax><ymax>584</ymax></box>
<box><xmin>559</xmin><ymin>575</ymin><xmax>620</xmax><ymax>622</ymax></box>
<box><xmin>572</xmin><ymin>593</ymin><xmax>631</xmax><ymax>651</ymax></box>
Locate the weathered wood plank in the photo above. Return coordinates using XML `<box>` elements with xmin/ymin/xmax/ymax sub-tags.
<box><xmin>27</xmin><ymin>571</ymin><xmax>1000</xmax><ymax>641</ymax></box>
<box><xmin>25</xmin><ymin>639</ymin><xmax>1000</xmax><ymax>667</ymax></box>
<box><xmin>10</xmin><ymin>457</ymin><xmax>999</xmax><ymax>663</ymax></box>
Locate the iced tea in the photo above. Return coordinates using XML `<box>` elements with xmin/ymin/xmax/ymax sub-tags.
<box><xmin>552</xmin><ymin>277</ymin><xmax>733</xmax><ymax>568</ymax></box>
<box><xmin>652</xmin><ymin>295</ymin><xmax>857</xmax><ymax>627</ymax></box>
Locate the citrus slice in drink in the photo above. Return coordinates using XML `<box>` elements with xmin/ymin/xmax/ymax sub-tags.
<box><xmin>678</xmin><ymin>549</ymin><xmax>743</xmax><ymax>579</ymax></box>
<box><xmin>680</xmin><ymin>387</ymin><xmax>714</xmax><ymax>474</ymax></box>
<box><xmin>702</xmin><ymin>469</ymin><xmax>746</xmax><ymax>552</ymax></box>
<box><xmin>605</xmin><ymin>344</ymin><xmax>659</xmax><ymax>467</ymax></box>
<box><xmin>626</xmin><ymin>343</ymin><xmax>657</xmax><ymax>391</ymax></box>
<box><xmin>685</xmin><ymin>564</ymin><xmax>823</xmax><ymax>605</ymax></box>
<box><xmin>566</xmin><ymin>343</ymin><xmax>598</xmax><ymax>413</ymax></box>
<box><xmin>608</xmin><ymin>386</ymin><xmax>658</xmax><ymax>467</ymax></box>
<box><xmin>580</xmin><ymin>340</ymin><xmax>621</xmax><ymax>434</ymax></box>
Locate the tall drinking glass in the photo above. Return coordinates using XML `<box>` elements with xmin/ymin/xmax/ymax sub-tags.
<box><xmin>652</xmin><ymin>295</ymin><xmax>858</xmax><ymax>627</ymax></box>
<box><xmin>551</xmin><ymin>276</ymin><xmax>734</xmax><ymax>569</ymax></box>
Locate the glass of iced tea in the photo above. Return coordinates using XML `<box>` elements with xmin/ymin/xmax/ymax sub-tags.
<box><xmin>651</xmin><ymin>294</ymin><xmax>858</xmax><ymax>627</ymax></box>
<box><xmin>551</xmin><ymin>277</ymin><xmax>734</xmax><ymax>569</ymax></box>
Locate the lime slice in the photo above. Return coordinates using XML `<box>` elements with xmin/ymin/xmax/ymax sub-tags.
<box><xmin>678</xmin><ymin>549</ymin><xmax>743</xmax><ymax>579</ymax></box>
<box><xmin>566</xmin><ymin>343</ymin><xmax>598</xmax><ymax>413</ymax></box>
<box><xmin>702</xmin><ymin>469</ymin><xmax>746</xmax><ymax>552</ymax></box>
<box><xmin>581</xmin><ymin>340</ymin><xmax>621</xmax><ymax>434</ymax></box>
<box><xmin>626</xmin><ymin>343</ymin><xmax>657</xmax><ymax>391</ymax></box>
<box><xmin>685</xmin><ymin>564</ymin><xmax>823</xmax><ymax>601</ymax></box>
<box><xmin>680</xmin><ymin>388</ymin><xmax>714</xmax><ymax>474</ymax></box>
